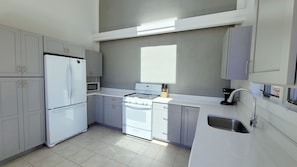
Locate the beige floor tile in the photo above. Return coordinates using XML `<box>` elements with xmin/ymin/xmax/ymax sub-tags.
<box><xmin>81</xmin><ymin>154</ymin><xmax>110</xmax><ymax>167</ymax></box>
<box><xmin>22</xmin><ymin>147</ymin><xmax>53</xmax><ymax>164</ymax></box>
<box><xmin>155</xmin><ymin>148</ymin><xmax>177</xmax><ymax>165</ymax></box>
<box><xmin>51</xmin><ymin>142</ymin><xmax>82</xmax><ymax>158</ymax></box>
<box><xmin>83</xmin><ymin>140</ymin><xmax>109</xmax><ymax>153</ymax></box>
<box><xmin>68</xmin><ymin>149</ymin><xmax>96</xmax><ymax>164</ymax></box>
<box><xmin>150</xmin><ymin>160</ymin><xmax>173</xmax><ymax>167</ymax></box>
<box><xmin>53</xmin><ymin>159</ymin><xmax>81</xmax><ymax>167</ymax></box>
<box><xmin>111</xmin><ymin>149</ymin><xmax>136</xmax><ymax>165</ymax></box>
<box><xmin>101</xmin><ymin>159</ymin><xmax>126</xmax><ymax>167</ymax></box>
<box><xmin>95</xmin><ymin>145</ymin><xmax>122</xmax><ymax>158</ymax></box>
<box><xmin>3</xmin><ymin>125</ymin><xmax>189</xmax><ymax>167</ymax></box>
<box><xmin>31</xmin><ymin>153</ymin><xmax>64</xmax><ymax>167</ymax></box>
<box><xmin>139</xmin><ymin>145</ymin><xmax>161</xmax><ymax>159</ymax></box>
<box><xmin>2</xmin><ymin>158</ymin><xmax>33</xmax><ymax>167</ymax></box>
<box><xmin>128</xmin><ymin>154</ymin><xmax>153</xmax><ymax>167</ymax></box>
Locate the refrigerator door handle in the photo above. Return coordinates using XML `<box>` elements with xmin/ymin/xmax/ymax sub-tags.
<box><xmin>69</xmin><ymin>63</ymin><xmax>73</xmax><ymax>101</ymax></box>
<box><xmin>66</xmin><ymin>64</ymin><xmax>71</xmax><ymax>99</ymax></box>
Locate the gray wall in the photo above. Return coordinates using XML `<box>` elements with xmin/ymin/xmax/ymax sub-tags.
<box><xmin>100</xmin><ymin>27</ymin><xmax>231</xmax><ymax>97</ymax></box>
<box><xmin>99</xmin><ymin>0</ymin><xmax>237</xmax><ymax>32</ymax></box>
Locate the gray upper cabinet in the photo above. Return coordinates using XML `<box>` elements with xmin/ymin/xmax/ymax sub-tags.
<box><xmin>181</xmin><ymin>106</ymin><xmax>199</xmax><ymax>148</ymax></box>
<box><xmin>85</xmin><ymin>49</ymin><xmax>103</xmax><ymax>77</ymax></box>
<box><xmin>221</xmin><ymin>26</ymin><xmax>252</xmax><ymax>80</ymax></box>
<box><xmin>249</xmin><ymin>0</ymin><xmax>297</xmax><ymax>85</ymax></box>
<box><xmin>103</xmin><ymin>96</ymin><xmax>122</xmax><ymax>129</ymax></box>
<box><xmin>168</xmin><ymin>104</ymin><xmax>182</xmax><ymax>144</ymax></box>
<box><xmin>0</xmin><ymin>78</ymin><xmax>45</xmax><ymax>161</ymax></box>
<box><xmin>43</xmin><ymin>36</ymin><xmax>85</xmax><ymax>59</ymax></box>
<box><xmin>0</xmin><ymin>25</ymin><xmax>21</xmax><ymax>77</ymax></box>
<box><xmin>21</xmin><ymin>31</ymin><xmax>43</xmax><ymax>77</ymax></box>
<box><xmin>0</xmin><ymin>25</ymin><xmax>43</xmax><ymax>77</ymax></box>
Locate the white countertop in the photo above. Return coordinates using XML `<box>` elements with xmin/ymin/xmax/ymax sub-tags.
<box><xmin>189</xmin><ymin>102</ymin><xmax>297</xmax><ymax>167</ymax></box>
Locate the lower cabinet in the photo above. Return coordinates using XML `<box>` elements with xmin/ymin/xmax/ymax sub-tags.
<box><xmin>103</xmin><ymin>96</ymin><xmax>122</xmax><ymax>129</ymax></box>
<box><xmin>168</xmin><ymin>104</ymin><xmax>182</xmax><ymax>144</ymax></box>
<box><xmin>87</xmin><ymin>95</ymin><xmax>96</xmax><ymax>125</ymax></box>
<box><xmin>0</xmin><ymin>78</ymin><xmax>45</xmax><ymax>161</ymax></box>
<box><xmin>152</xmin><ymin>103</ymin><xmax>199</xmax><ymax>148</ymax></box>
<box><xmin>95</xmin><ymin>96</ymin><xmax>104</xmax><ymax>124</ymax></box>
<box><xmin>181</xmin><ymin>106</ymin><xmax>199</xmax><ymax>147</ymax></box>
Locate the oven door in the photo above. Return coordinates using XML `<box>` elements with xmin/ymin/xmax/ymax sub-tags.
<box><xmin>123</xmin><ymin>103</ymin><xmax>152</xmax><ymax>131</ymax></box>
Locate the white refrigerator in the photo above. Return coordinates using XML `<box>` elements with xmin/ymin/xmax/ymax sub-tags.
<box><xmin>44</xmin><ymin>54</ymin><xmax>87</xmax><ymax>147</ymax></box>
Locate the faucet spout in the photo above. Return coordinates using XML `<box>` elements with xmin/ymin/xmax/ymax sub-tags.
<box><xmin>227</xmin><ymin>88</ymin><xmax>257</xmax><ymax>127</ymax></box>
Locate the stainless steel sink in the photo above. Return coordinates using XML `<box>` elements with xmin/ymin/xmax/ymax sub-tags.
<box><xmin>208</xmin><ymin>115</ymin><xmax>249</xmax><ymax>133</ymax></box>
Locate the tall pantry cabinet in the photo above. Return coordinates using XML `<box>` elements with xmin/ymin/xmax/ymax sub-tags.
<box><xmin>0</xmin><ymin>25</ymin><xmax>45</xmax><ymax>161</ymax></box>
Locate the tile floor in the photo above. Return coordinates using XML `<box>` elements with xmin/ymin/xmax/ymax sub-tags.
<box><xmin>2</xmin><ymin>125</ymin><xmax>190</xmax><ymax>167</ymax></box>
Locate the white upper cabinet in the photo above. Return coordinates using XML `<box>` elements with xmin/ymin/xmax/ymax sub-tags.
<box><xmin>0</xmin><ymin>25</ymin><xmax>43</xmax><ymax>77</ymax></box>
<box><xmin>85</xmin><ymin>49</ymin><xmax>103</xmax><ymax>77</ymax></box>
<box><xmin>221</xmin><ymin>26</ymin><xmax>252</xmax><ymax>80</ymax></box>
<box><xmin>44</xmin><ymin>36</ymin><xmax>85</xmax><ymax>59</ymax></box>
<box><xmin>249</xmin><ymin>0</ymin><xmax>297</xmax><ymax>85</ymax></box>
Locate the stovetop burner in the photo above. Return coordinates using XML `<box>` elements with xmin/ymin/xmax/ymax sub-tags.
<box><xmin>125</xmin><ymin>93</ymin><xmax>159</xmax><ymax>100</ymax></box>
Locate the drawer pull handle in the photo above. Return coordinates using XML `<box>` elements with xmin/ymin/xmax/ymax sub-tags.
<box><xmin>162</xmin><ymin>132</ymin><xmax>168</xmax><ymax>135</ymax></box>
<box><xmin>163</xmin><ymin>118</ymin><xmax>168</xmax><ymax>121</ymax></box>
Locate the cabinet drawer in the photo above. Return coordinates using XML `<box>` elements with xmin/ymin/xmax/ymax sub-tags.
<box><xmin>104</xmin><ymin>96</ymin><xmax>122</xmax><ymax>105</ymax></box>
<box><xmin>153</xmin><ymin>122</ymin><xmax>168</xmax><ymax>141</ymax></box>
<box><xmin>153</xmin><ymin>103</ymin><xmax>168</xmax><ymax>111</ymax></box>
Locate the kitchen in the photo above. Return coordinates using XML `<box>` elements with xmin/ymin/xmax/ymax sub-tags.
<box><xmin>1</xmin><ymin>0</ymin><xmax>297</xmax><ymax>167</ymax></box>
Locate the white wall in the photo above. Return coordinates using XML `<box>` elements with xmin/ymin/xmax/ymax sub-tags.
<box><xmin>0</xmin><ymin>0</ymin><xmax>99</xmax><ymax>50</ymax></box>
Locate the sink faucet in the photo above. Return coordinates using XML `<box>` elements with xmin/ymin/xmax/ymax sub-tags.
<box><xmin>227</xmin><ymin>88</ymin><xmax>257</xmax><ymax>127</ymax></box>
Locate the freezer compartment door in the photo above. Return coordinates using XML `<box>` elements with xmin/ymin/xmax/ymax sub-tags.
<box><xmin>46</xmin><ymin>102</ymin><xmax>87</xmax><ymax>147</ymax></box>
<box><xmin>70</xmin><ymin>58</ymin><xmax>86</xmax><ymax>104</ymax></box>
<box><xmin>44</xmin><ymin>54</ymin><xmax>71</xmax><ymax>109</ymax></box>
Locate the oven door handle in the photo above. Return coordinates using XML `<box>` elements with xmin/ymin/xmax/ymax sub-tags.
<box><xmin>124</xmin><ymin>103</ymin><xmax>151</xmax><ymax>110</ymax></box>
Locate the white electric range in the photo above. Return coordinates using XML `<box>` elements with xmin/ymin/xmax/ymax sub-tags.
<box><xmin>122</xmin><ymin>83</ymin><xmax>162</xmax><ymax>140</ymax></box>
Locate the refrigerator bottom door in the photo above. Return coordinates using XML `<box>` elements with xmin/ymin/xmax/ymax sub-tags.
<box><xmin>46</xmin><ymin>102</ymin><xmax>87</xmax><ymax>147</ymax></box>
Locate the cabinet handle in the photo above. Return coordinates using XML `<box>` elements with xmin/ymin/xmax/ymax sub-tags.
<box><xmin>162</xmin><ymin>132</ymin><xmax>168</xmax><ymax>135</ymax></box>
<box><xmin>163</xmin><ymin>118</ymin><xmax>168</xmax><ymax>121</ymax></box>
<box><xmin>163</xmin><ymin>106</ymin><xmax>168</xmax><ymax>109</ymax></box>
<box><xmin>23</xmin><ymin>80</ymin><xmax>27</xmax><ymax>88</ymax></box>
<box><xmin>17</xmin><ymin>66</ymin><xmax>22</xmax><ymax>73</ymax></box>
<box><xmin>23</xmin><ymin>66</ymin><xmax>27</xmax><ymax>73</ymax></box>
<box><xmin>17</xmin><ymin>80</ymin><xmax>23</xmax><ymax>88</ymax></box>
<box><xmin>245</xmin><ymin>60</ymin><xmax>249</xmax><ymax>75</ymax></box>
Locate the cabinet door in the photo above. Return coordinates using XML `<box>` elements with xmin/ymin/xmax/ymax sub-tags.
<box><xmin>87</xmin><ymin>95</ymin><xmax>96</xmax><ymax>125</ymax></box>
<box><xmin>221</xmin><ymin>26</ymin><xmax>252</xmax><ymax>80</ymax></box>
<box><xmin>181</xmin><ymin>106</ymin><xmax>199</xmax><ymax>147</ymax></box>
<box><xmin>168</xmin><ymin>104</ymin><xmax>182</xmax><ymax>144</ymax></box>
<box><xmin>67</xmin><ymin>43</ymin><xmax>84</xmax><ymax>59</ymax></box>
<box><xmin>0</xmin><ymin>25</ymin><xmax>21</xmax><ymax>77</ymax></box>
<box><xmin>95</xmin><ymin>95</ymin><xmax>104</xmax><ymax>124</ymax></box>
<box><xmin>152</xmin><ymin>103</ymin><xmax>168</xmax><ymax>141</ymax></box>
<box><xmin>250</xmin><ymin>0</ymin><xmax>297</xmax><ymax>85</ymax></box>
<box><xmin>22</xmin><ymin>78</ymin><xmax>45</xmax><ymax>150</ymax></box>
<box><xmin>85</xmin><ymin>49</ymin><xmax>103</xmax><ymax>77</ymax></box>
<box><xmin>43</xmin><ymin>36</ymin><xmax>66</xmax><ymax>55</ymax></box>
<box><xmin>21</xmin><ymin>31</ymin><xmax>43</xmax><ymax>77</ymax></box>
<box><xmin>103</xmin><ymin>97</ymin><xmax>122</xmax><ymax>129</ymax></box>
<box><xmin>0</xmin><ymin>78</ymin><xmax>24</xmax><ymax>160</ymax></box>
